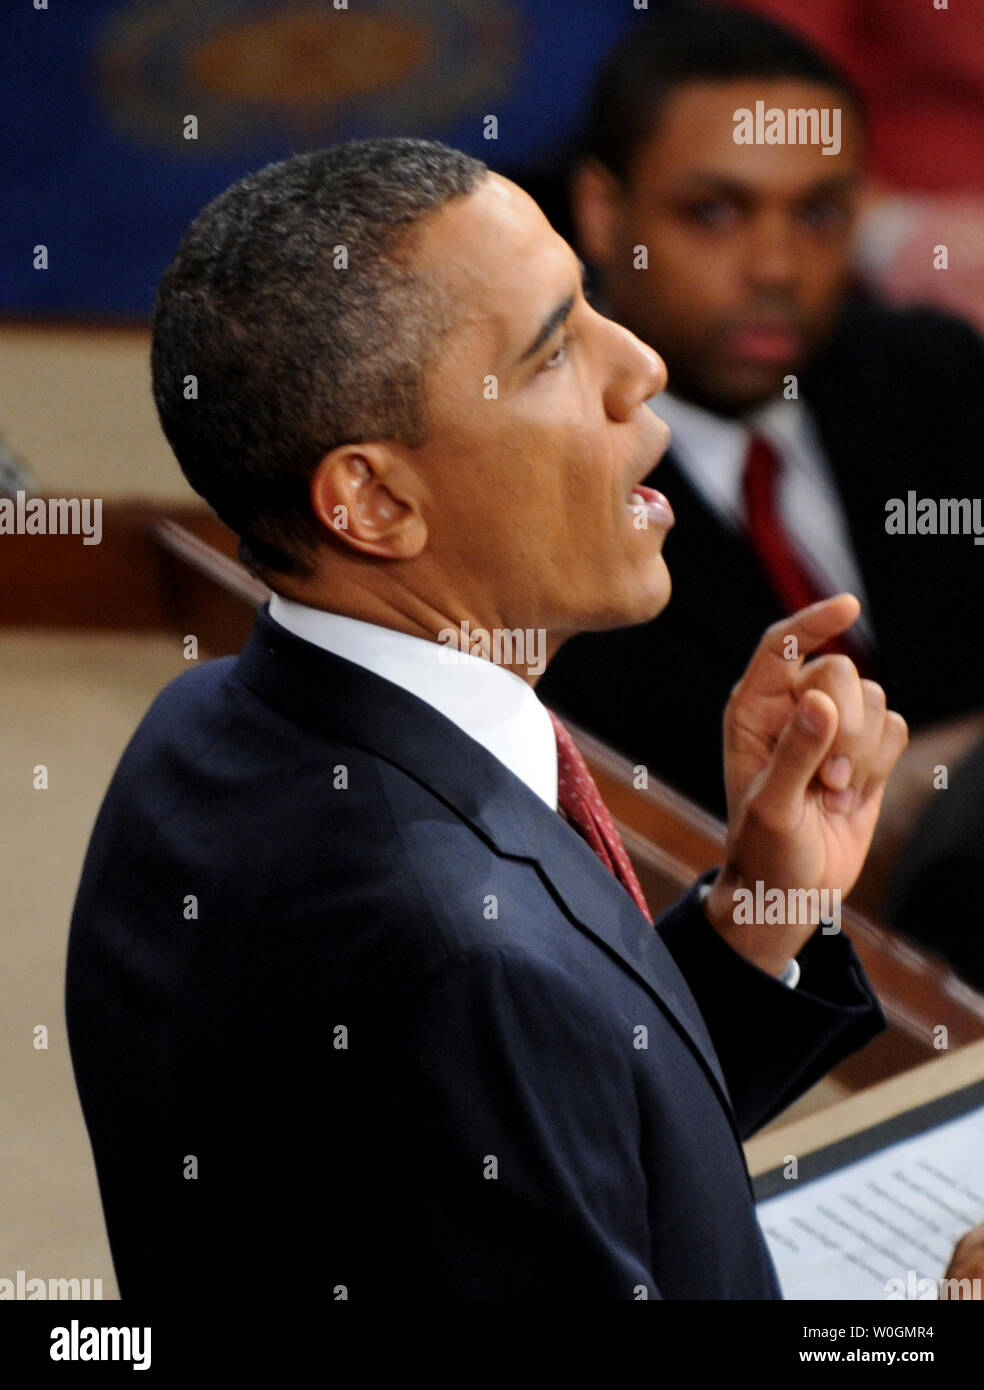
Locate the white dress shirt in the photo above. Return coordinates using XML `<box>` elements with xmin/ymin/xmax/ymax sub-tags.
<box><xmin>651</xmin><ymin>390</ymin><xmax>874</xmax><ymax>644</ymax></box>
<box><xmin>268</xmin><ymin>592</ymin><xmax>558</xmax><ymax>810</ymax></box>
<box><xmin>266</xmin><ymin>592</ymin><xmax>800</xmax><ymax>988</ymax></box>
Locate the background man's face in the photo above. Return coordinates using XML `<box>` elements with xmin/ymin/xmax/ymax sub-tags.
<box><xmin>408</xmin><ymin>172</ymin><xmax>674</xmax><ymax>641</ymax></box>
<box><xmin>577</xmin><ymin>78</ymin><xmax>862</xmax><ymax>414</ymax></box>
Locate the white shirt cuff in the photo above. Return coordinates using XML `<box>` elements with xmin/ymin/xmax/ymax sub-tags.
<box><xmin>778</xmin><ymin>957</ymin><xmax>801</xmax><ymax>989</ymax></box>
<box><xmin>698</xmin><ymin>882</ymin><xmax>800</xmax><ymax>988</ymax></box>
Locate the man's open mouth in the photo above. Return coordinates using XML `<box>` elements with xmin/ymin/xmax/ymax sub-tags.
<box><xmin>627</xmin><ymin>483</ymin><xmax>674</xmax><ymax>529</ymax></box>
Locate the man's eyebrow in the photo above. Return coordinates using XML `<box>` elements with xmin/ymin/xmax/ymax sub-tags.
<box><xmin>673</xmin><ymin>174</ymin><xmax>757</xmax><ymax>200</ymax></box>
<box><xmin>798</xmin><ymin>174</ymin><xmax>860</xmax><ymax>196</ymax></box>
<box><xmin>515</xmin><ymin>257</ymin><xmax>588</xmax><ymax>365</ymax></box>
<box><xmin>675</xmin><ymin>172</ymin><xmax>859</xmax><ymax>198</ymax></box>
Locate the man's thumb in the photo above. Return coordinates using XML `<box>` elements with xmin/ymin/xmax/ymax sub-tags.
<box><xmin>762</xmin><ymin>689</ymin><xmax>839</xmax><ymax>809</ymax></box>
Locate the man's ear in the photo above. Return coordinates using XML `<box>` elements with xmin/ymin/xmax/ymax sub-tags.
<box><xmin>309</xmin><ymin>444</ymin><xmax>428</xmax><ymax>560</ymax></box>
<box><xmin>570</xmin><ymin>158</ymin><xmax>624</xmax><ymax>269</ymax></box>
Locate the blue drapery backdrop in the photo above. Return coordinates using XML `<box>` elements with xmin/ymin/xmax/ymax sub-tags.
<box><xmin>2</xmin><ymin>0</ymin><xmax>652</xmax><ymax>318</ymax></box>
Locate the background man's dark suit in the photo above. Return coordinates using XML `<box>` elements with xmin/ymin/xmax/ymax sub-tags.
<box><xmin>66</xmin><ymin>605</ymin><xmax>884</xmax><ymax>1300</ymax></box>
<box><xmin>538</xmin><ymin>299</ymin><xmax>984</xmax><ymax>818</ymax></box>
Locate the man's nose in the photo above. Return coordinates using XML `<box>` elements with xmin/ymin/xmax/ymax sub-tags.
<box><xmin>744</xmin><ymin>214</ymin><xmax>800</xmax><ymax>290</ymax></box>
<box><xmin>604</xmin><ymin>326</ymin><xmax>667</xmax><ymax>420</ymax></box>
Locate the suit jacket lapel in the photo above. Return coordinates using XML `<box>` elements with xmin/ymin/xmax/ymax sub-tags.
<box><xmin>235</xmin><ymin>604</ymin><xmax>736</xmax><ymax>1116</ymax></box>
<box><xmin>801</xmin><ymin>311</ymin><xmax>906</xmax><ymax>665</ymax></box>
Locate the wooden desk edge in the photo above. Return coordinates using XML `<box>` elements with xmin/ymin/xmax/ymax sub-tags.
<box><xmin>745</xmin><ymin>1036</ymin><xmax>984</xmax><ymax>1177</ymax></box>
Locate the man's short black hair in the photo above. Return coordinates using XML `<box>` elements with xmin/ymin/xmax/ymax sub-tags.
<box><xmin>151</xmin><ymin>138</ymin><xmax>487</xmax><ymax>577</ymax></box>
<box><xmin>583</xmin><ymin>2</ymin><xmax>864</xmax><ymax>183</ymax></box>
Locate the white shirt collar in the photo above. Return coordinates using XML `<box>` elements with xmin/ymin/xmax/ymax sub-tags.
<box><xmin>266</xmin><ymin>593</ymin><xmax>559</xmax><ymax>811</ymax></box>
<box><xmin>650</xmin><ymin>388</ymin><xmax>873</xmax><ymax>640</ymax></box>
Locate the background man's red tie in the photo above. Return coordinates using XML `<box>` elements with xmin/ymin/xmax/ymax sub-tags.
<box><xmin>742</xmin><ymin>433</ymin><xmax>872</xmax><ymax>674</ymax></box>
<box><xmin>548</xmin><ymin>710</ymin><xmax>653</xmax><ymax>923</ymax></box>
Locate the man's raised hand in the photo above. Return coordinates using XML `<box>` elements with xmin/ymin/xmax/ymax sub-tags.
<box><xmin>703</xmin><ymin>595</ymin><xmax>908</xmax><ymax>975</ymax></box>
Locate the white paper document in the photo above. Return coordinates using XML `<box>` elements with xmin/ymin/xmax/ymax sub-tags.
<box><xmin>757</xmin><ymin>1105</ymin><xmax>984</xmax><ymax>1300</ymax></box>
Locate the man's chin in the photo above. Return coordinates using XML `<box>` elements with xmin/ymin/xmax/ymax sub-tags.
<box><xmin>691</xmin><ymin>363</ymin><xmax>799</xmax><ymax>416</ymax></box>
<box><xmin>628</xmin><ymin>575</ymin><xmax>672</xmax><ymax>628</ymax></box>
<box><xmin>583</xmin><ymin>568</ymin><xmax>672</xmax><ymax>634</ymax></box>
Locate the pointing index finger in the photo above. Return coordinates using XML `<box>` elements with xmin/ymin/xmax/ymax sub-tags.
<box><xmin>738</xmin><ymin>594</ymin><xmax>862</xmax><ymax>696</ymax></box>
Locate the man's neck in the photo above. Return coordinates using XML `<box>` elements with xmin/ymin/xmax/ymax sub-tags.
<box><xmin>268</xmin><ymin>580</ymin><xmax>554</xmax><ymax>686</ymax></box>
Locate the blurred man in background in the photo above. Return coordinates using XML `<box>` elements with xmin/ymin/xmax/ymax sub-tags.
<box><xmin>719</xmin><ymin>0</ymin><xmax>984</xmax><ymax>334</ymax></box>
<box><xmin>539</xmin><ymin>5</ymin><xmax>984</xmax><ymax>858</ymax></box>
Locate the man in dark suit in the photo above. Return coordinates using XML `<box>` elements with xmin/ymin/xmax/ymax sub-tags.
<box><xmin>536</xmin><ymin>6</ymin><xmax>984</xmax><ymax>819</ymax></box>
<box><xmin>67</xmin><ymin>138</ymin><xmax>912</xmax><ymax>1300</ymax></box>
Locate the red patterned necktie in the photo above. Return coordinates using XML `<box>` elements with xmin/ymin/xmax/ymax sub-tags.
<box><xmin>742</xmin><ymin>433</ymin><xmax>872</xmax><ymax>674</ymax></box>
<box><xmin>548</xmin><ymin>710</ymin><xmax>653</xmax><ymax>924</ymax></box>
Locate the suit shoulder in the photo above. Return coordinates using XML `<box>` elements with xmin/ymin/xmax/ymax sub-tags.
<box><xmin>825</xmin><ymin>297</ymin><xmax>984</xmax><ymax>371</ymax></box>
<box><xmin>804</xmin><ymin>299</ymin><xmax>984</xmax><ymax>437</ymax></box>
<box><xmin>131</xmin><ymin>653</ymin><xmax>238</xmax><ymax>730</ymax></box>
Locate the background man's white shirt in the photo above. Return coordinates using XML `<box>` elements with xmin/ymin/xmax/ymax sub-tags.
<box><xmin>651</xmin><ymin>390</ymin><xmax>874</xmax><ymax>644</ymax></box>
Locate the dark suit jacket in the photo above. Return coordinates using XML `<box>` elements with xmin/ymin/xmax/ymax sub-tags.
<box><xmin>66</xmin><ymin>604</ymin><xmax>884</xmax><ymax>1300</ymax></box>
<box><xmin>537</xmin><ymin>299</ymin><xmax>984</xmax><ymax>817</ymax></box>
